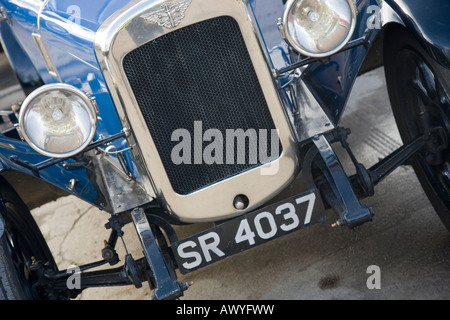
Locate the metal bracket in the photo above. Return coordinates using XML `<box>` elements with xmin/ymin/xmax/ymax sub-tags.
<box><xmin>272</xmin><ymin>29</ymin><xmax>374</xmax><ymax>79</ymax></box>
<box><xmin>131</xmin><ymin>207</ymin><xmax>188</xmax><ymax>300</ymax></box>
<box><xmin>0</xmin><ymin>6</ymin><xmax>11</xmax><ymax>25</ymax></box>
<box><xmin>9</xmin><ymin>130</ymin><xmax>127</xmax><ymax>174</ymax></box>
<box><xmin>312</xmin><ymin>134</ymin><xmax>374</xmax><ymax>228</ymax></box>
<box><xmin>308</xmin><ymin>123</ymin><xmax>440</xmax><ymax>228</ymax></box>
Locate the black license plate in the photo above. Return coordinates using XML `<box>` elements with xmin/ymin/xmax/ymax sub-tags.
<box><xmin>172</xmin><ymin>189</ymin><xmax>327</xmax><ymax>274</ymax></box>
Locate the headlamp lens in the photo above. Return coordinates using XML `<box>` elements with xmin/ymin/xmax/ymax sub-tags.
<box><xmin>19</xmin><ymin>85</ymin><xmax>97</xmax><ymax>158</ymax></box>
<box><xmin>283</xmin><ymin>0</ymin><xmax>357</xmax><ymax>57</ymax></box>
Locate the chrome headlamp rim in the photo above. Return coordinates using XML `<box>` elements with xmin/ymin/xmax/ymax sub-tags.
<box><xmin>18</xmin><ymin>83</ymin><xmax>98</xmax><ymax>159</ymax></box>
<box><xmin>282</xmin><ymin>0</ymin><xmax>357</xmax><ymax>58</ymax></box>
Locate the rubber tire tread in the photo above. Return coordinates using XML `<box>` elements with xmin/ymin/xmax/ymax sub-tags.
<box><xmin>0</xmin><ymin>235</ymin><xmax>27</xmax><ymax>299</ymax></box>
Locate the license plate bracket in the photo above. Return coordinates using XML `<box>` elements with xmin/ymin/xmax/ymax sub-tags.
<box><xmin>172</xmin><ymin>189</ymin><xmax>327</xmax><ymax>274</ymax></box>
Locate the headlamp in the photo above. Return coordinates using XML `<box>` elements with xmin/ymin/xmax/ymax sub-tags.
<box><xmin>18</xmin><ymin>84</ymin><xmax>98</xmax><ymax>158</ymax></box>
<box><xmin>281</xmin><ymin>0</ymin><xmax>357</xmax><ymax>57</ymax></box>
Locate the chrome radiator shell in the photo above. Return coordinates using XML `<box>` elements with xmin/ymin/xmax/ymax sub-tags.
<box><xmin>95</xmin><ymin>0</ymin><xmax>299</xmax><ymax>222</ymax></box>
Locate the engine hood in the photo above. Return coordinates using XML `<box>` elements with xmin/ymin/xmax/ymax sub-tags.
<box><xmin>37</xmin><ymin>0</ymin><xmax>132</xmax><ymax>71</ymax></box>
<box><xmin>41</xmin><ymin>0</ymin><xmax>132</xmax><ymax>32</ymax></box>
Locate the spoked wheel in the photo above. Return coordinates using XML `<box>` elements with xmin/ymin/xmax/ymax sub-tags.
<box><xmin>385</xmin><ymin>27</ymin><xmax>450</xmax><ymax>230</ymax></box>
<box><xmin>0</xmin><ymin>181</ymin><xmax>57</xmax><ymax>299</ymax></box>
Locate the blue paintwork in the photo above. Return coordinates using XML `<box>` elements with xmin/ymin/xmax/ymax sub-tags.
<box><xmin>0</xmin><ymin>0</ymin><xmax>135</xmax><ymax>211</ymax></box>
<box><xmin>0</xmin><ymin>0</ymin><xmax>448</xmax><ymax>213</ymax></box>
<box><xmin>0</xmin><ymin>135</ymin><xmax>101</xmax><ymax>205</ymax></box>
<box><xmin>385</xmin><ymin>0</ymin><xmax>450</xmax><ymax>69</ymax></box>
<box><xmin>250</xmin><ymin>0</ymin><xmax>381</xmax><ymax>124</ymax></box>
<box><xmin>0</xmin><ymin>22</ymin><xmax>43</xmax><ymax>93</ymax></box>
<box><xmin>304</xmin><ymin>0</ymin><xmax>381</xmax><ymax>124</ymax></box>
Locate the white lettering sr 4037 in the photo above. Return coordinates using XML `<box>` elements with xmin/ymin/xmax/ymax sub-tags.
<box><xmin>173</xmin><ymin>191</ymin><xmax>326</xmax><ymax>273</ymax></box>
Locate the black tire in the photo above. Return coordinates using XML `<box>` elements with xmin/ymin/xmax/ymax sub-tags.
<box><xmin>384</xmin><ymin>26</ymin><xmax>450</xmax><ymax>230</ymax></box>
<box><xmin>0</xmin><ymin>180</ymin><xmax>57</xmax><ymax>299</ymax></box>
<box><xmin>0</xmin><ymin>236</ymin><xmax>28</xmax><ymax>299</ymax></box>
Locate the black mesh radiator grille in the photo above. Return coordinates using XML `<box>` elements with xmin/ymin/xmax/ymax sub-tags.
<box><xmin>123</xmin><ymin>16</ymin><xmax>280</xmax><ymax>195</ymax></box>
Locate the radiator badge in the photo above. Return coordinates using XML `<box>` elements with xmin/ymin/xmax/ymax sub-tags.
<box><xmin>141</xmin><ymin>0</ymin><xmax>192</xmax><ymax>29</ymax></box>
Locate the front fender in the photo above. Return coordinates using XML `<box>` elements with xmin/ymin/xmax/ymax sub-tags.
<box><xmin>385</xmin><ymin>0</ymin><xmax>450</xmax><ymax>69</ymax></box>
<box><xmin>0</xmin><ymin>21</ymin><xmax>44</xmax><ymax>95</ymax></box>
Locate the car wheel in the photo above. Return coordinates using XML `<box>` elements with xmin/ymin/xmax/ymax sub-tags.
<box><xmin>385</xmin><ymin>27</ymin><xmax>450</xmax><ymax>231</ymax></box>
<box><xmin>0</xmin><ymin>181</ymin><xmax>57</xmax><ymax>299</ymax></box>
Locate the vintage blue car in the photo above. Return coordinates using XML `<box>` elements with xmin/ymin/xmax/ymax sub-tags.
<box><xmin>0</xmin><ymin>0</ymin><xmax>448</xmax><ymax>300</ymax></box>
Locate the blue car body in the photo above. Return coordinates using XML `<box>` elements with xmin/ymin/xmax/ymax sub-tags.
<box><xmin>0</xmin><ymin>0</ymin><xmax>448</xmax><ymax>216</ymax></box>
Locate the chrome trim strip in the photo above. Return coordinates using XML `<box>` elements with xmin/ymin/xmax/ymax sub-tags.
<box><xmin>36</xmin><ymin>0</ymin><xmax>51</xmax><ymax>31</ymax></box>
<box><xmin>95</xmin><ymin>0</ymin><xmax>299</xmax><ymax>222</ymax></box>
<box><xmin>34</xmin><ymin>0</ymin><xmax>61</xmax><ymax>81</ymax></box>
<box><xmin>32</xmin><ymin>33</ymin><xmax>61</xmax><ymax>81</ymax></box>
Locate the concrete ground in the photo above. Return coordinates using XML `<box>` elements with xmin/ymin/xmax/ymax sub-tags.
<box><xmin>31</xmin><ymin>67</ymin><xmax>450</xmax><ymax>300</ymax></box>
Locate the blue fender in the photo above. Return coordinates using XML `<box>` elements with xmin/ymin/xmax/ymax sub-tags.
<box><xmin>385</xmin><ymin>0</ymin><xmax>450</xmax><ymax>69</ymax></box>
<box><xmin>0</xmin><ymin>21</ymin><xmax>44</xmax><ymax>94</ymax></box>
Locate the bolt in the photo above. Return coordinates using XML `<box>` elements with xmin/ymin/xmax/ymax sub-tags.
<box><xmin>272</xmin><ymin>69</ymin><xmax>280</xmax><ymax>79</ymax></box>
<box><xmin>233</xmin><ymin>195</ymin><xmax>249</xmax><ymax>210</ymax></box>
<box><xmin>331</xmin><ymin>219</ymin><xmax>346</xmax><ymax>228</ymax></box>
<box><xmin>123</xmin><ymin>127</ymin><xmax>131</xmax><ymax>137</ymax></box>
<box><xmin>102</xmin><ymin>247</ymin><xmax>114</xmax><ymax>260</ymax></box>
<box><xmin>69</xmin><ymin>178</ymin><xmax>78</xmax><ymax>190</ymax></box>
